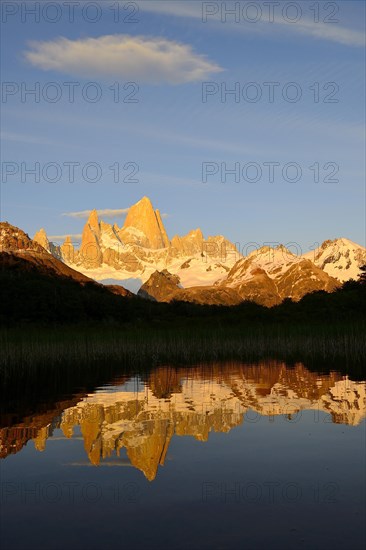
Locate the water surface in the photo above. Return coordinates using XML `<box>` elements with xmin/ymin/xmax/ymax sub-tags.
<box><xmin>1</xmin><ymin>361</ymin><xmax>365</xmax><ymax>549</ymax></box>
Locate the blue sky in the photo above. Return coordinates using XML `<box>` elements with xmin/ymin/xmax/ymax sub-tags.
<box><xmin>1</xmin><ymin>0</ymin><xmax>365</xmax><ymax>253</ymax></box>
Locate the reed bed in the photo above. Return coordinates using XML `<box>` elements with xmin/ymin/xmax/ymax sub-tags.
<box><xmin>1</xmin><ymin>322</ymin><xmax>365</xmax><ymax>381</ymax></box>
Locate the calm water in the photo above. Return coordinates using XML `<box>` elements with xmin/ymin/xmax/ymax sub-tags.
<box><xmin>1</xmin><ymin>361</ymin><xmax>365</xmax><ymax>550</ymax></box>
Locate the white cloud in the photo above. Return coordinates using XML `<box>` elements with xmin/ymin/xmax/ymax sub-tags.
<box><xmin>24</xmin><ymin>35</ymin><xmax>223</xmax><ymax>84</ymax></box>
<box><xmin>1</xmin><ymin>131</ymin><xmax>66</xmax><ymax>147</ymax></box>
<box><xmin>62</xmin><ymin>208</ymin><xmax>129</xmax><ymax>219</ymax></box>
<box><xmin>62</xmin><ymin>207</ymin><xmax>169</xmax><ymax>221</ymax></box>
<box><xmin>143</xmin><ymin>2</ymin><xmax>365</xmax><ymax>47</ymax></box>
<box><xmin>48</xmin><ymin>233</ymin><xmax>82</xmax><ymax>241</ymax></box>
<box><xmin>286</xmin><ymin>18</ymin><xmax>365</xmax><ymax>47</ymax></box>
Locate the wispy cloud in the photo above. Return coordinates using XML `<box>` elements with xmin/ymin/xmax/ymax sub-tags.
<box><xmin>286</xmin><ymin>18</ymin><xmax>365</xmax><ymax>47</ymax></box>
<box><xmin>1</xmin><ymin>131</ymin><xmax>67</xmax><ymax>147</ymax></box>
<box><xmin>62</xmin><ymin>207</ymin><xmax>169</xmax><ymax>219</ymax></box>
<box><xmin>62</xmin><ymin>208</ymin><xmax>129</xmax><ymax>219</ymax></box>
<box><xmin>24</xmin><ymin>35</ymin><xmax>223</xmax><ymax>84</ymax></box>
<box><xmin>143</xmin><ymin>2</ymin><xmax>365</xmax><ymax>47</ymax></box>
<box><xmin>48</xmin><ymin>233</ymin><xmax>82</xmax><ymax>241</ymax></box>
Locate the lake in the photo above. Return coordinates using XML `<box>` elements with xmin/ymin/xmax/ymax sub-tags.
<box><xmin>1</xmin><ymin>361</ymin><xmax>365</xmax><ymax>549</ymax></box>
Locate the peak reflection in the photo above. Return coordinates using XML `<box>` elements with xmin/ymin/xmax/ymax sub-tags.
<box><xmin>1</xmin><ymin>362</ymin><xmax>365</xmax><ymax>481</ymax></box>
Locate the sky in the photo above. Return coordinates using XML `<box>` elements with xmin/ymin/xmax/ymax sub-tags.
<box><xmin>1</xmin><ymin>0</ymin><xmax>365</xmax><ymax>254</ymax></box>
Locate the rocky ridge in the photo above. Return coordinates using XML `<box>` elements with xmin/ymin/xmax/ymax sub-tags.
<box><xmin>27</xmin><ymin>196</ymin><xmax>366</xmax><ymax>304</ymax></box>
<box><xmin>139</xmin><ymin>245</ymin><xmax>341</xmax><ymax>306</ymax></box>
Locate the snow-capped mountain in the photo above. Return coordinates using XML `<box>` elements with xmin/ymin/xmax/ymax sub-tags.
<box><xmin>303</xmin><ymin>238</ymin><xmax>366</xmax><ymax>283</ymax></box>
<box><xmin>139</xmin><ymin>244</ymin><xmax>340</xmax><ymax>307</ymax></box>
<box><xmin>218</xmin><ymin>245</ymin><xmax>340</xmax><ymax>305</ymax></box>
<box><xmin>34</xmin><ymin>197</ymin><xmax>241</xmax><ymax>290</ymax></box>
<box><xmin>31</xmin><ymin>197</ymin><xmax>365</xmax><ymax>300</ymax></box>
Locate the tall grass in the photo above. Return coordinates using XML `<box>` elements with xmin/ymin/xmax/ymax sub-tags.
<box><xmin>1</xmin><ymin>322</ymin><xmax>365</xmax><ymax>377</ymax></box>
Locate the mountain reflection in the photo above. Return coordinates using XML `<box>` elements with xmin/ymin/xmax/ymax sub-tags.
<box><xmin>1</xmin><ymin>362</ymin><xmax>365</xmax><ymax>480</ymax></box>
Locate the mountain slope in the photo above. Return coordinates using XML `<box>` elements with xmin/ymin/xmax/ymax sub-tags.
<box><xmin>0</xmin><ymin>222</ymin><xmax>133</xmax><ymax>323</ymax></box>
<box><xmin>220</xmin><ymin>245</ymin><xmax>340</xmax><ymax>305</ymax></box>
<box><xmin>1</xmin><ymin>222</ymin><xmax>93</xmax><ymax>284</ymax></box>
<box><xmin>138</xmin><ymin>269</ymin><xmax>243</xmax><ymax>306</ymax></box>
<box><xmin>303</xmin><ymin>238</ymin><xmax>366</xmax><ymax>282</ymax></box>
<box><xmin>138</xmin><ymin>244</ymin><xmax>340</xmax><ymax>307</ymax></box>
<box><xmin>180</xmin><ymin>241</ymin><xmax>345</xmax><ymax>304</ymax></box>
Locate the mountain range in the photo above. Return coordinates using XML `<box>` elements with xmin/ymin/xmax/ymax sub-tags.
<box><xmin>26</xmin><ymin>196</ymin><xmax>366</xmax><ymax>306</ymax></box>
<box><xmin>1</xmin><ymin>197</ymin><xmax>365</xmax><ymax>309</ymax></box>
<box><xmin>33</xmin><ymin>197</ymin><xmax>238</xmax><ymax>290</ymax></box>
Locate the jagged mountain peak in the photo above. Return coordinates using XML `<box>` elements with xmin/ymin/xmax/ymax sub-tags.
<box><xmin>218</xmin><ymin>247</ymin><xmax>340</xmax><ymax>305</ymax></box>
<box><xmin>248</xmin><ymin>243</ymin><xmax>296</xmax><ymax>257</ymax></box>
<box><xmin>33</xmin><ymin>228</ymin><xmax>50</xmax><ymax>251</ymax></box>
<box><xmin>189</xmin><ymin>228</ymin><xmax>204</xmax><ymax>237</ymax></box>
<box><xmin>125</xmin><ymin>196</ymin><xmax>155</xmax><ymax>217</ymax></box>
<box><xmin>120</xmin><ymin>196</ymin><xmax>170</xmax><ymax>249</ymax></box>
<box><xmin>320</xmin><ymin>237</ymin><xmax>362</xmax><ymax>249</ymax></box>
<box><xmin>87</xmin><ymin>209</ymin><xmax>100</xmax><ymax>235</ymax></box>
<box><xmin>34</xmin><ymin>227</ymin><xmax>47</xmax><ymax>237</ymax></box>
<box><xmin>136</xmin><ymin>195</ymin><xmax>153</xmax><ymax>206</ymax></box>
<box><xmin>238</xmin><ymin>245</ymin><xmax>300</xmax><ymax>278</ymax></box>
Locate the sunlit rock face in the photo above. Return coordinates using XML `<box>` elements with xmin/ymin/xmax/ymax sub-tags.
<box><xmin>32</xmin><ymin>197</ymin><xmax>241</xmax><ymax>288</ymax></box>
<box><xmin>170</xmin><ymin>229</ymin><xmax>235</xmax><ymax>260</ymax></box>
<box><xmin>223</xmin><ymin>260</ymin><xmax>281</xmax><ymax>306</ymax></box>
<box><xmin>126</xmin><ymin>240</ymin><xmax>344</xmax><ymax>306</ymax></box>
<box><xmin>139</xmin><ymin>247</ymin><xmax>340</xmax><ymax>306</ymax></box>
<box><xmin>80</xmin><ymin>210</ymin><xmax>102</xmax><ymax>268</ymax></box>
<box><xmin>33</xmin><ymin>228</ymin><xmax>50</xmax><ymax>251</ymax></box>
<box><xmin>1</xmin><ymin>222</ymin><xmax>46</xmax><ymax>253</ymax></box>
<box><xmin>303</xmin><ymin>238</ymin><xmax>366</xmax><ymax>283</ymax></box>
<box><xmin>221</xmin><ymin>246</ymin><xmax>340</xmax><ymax>305</ymax></box>
<box><xmin>119</xmin><ymin>197</ymin><xmax>170</xmax><ymax>249</ymax></box>
<box><xmin>138</xmin><ymin>268</ymin><xmax>243</xmax><ymax>305</ymax></box>
<box><xmin>138</xmin><ymin>269</ymin><xmax>181</xmax><ymax>302</ymax></box>
<box><xmin>33</xmin><ymin>228</ymin><xmax>62</xmax><ymax>259</ymax></box>
<box><xmin>275</xmin><ymin>259</ymin><xmax>339</xmax><ymax>301</ymax></box>
<box><xmin>1</xmin><ymin>363</ymin><xmax>365</xmax><ymax>480</ymax></box>
<box><xmin>171</xmin><ymin>229</ymin><xmax>204</xmax><ymax>256</ymax></box>
<box><xmin>60</xmin><ymin>236</ymin><xmax>75</xmax><ymax>263</ymax></box>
